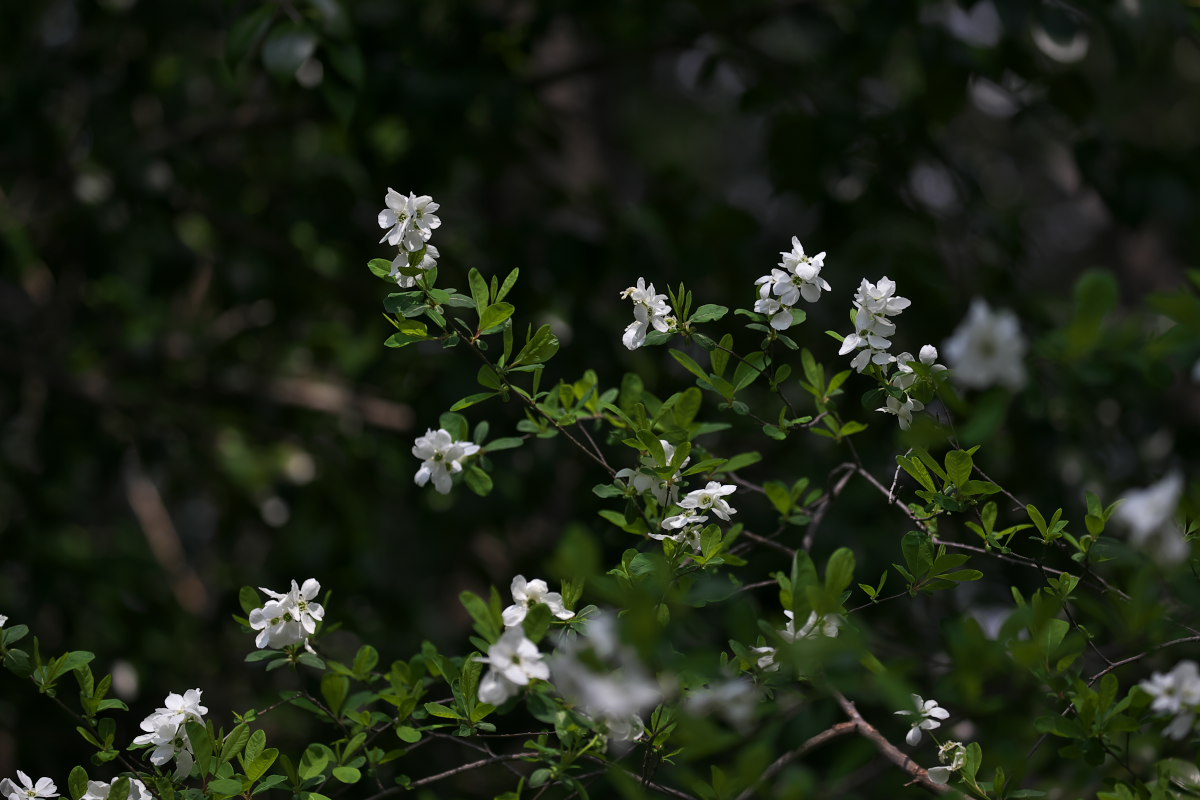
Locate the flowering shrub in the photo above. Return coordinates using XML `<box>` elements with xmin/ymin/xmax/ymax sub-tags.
<box><xmin>2</xmin><ymin>185</ymin><xmax>1199</xmax><ymax>800</ymax></box>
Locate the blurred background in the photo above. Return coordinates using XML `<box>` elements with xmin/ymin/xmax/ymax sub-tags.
<box><xmin>3</xmin><ymin>0</ymin><xmax>1200</xmax><ymax>794</ymax></box>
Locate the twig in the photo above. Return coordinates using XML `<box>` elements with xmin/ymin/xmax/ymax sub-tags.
<box><xmin>831</xmin><ymin>690</ymin><xmax>950</xmax><ymax>794</ymax></box>
<box><xmin>733</xmin><ymin>722</ymin><xmax>856</xmax><ymax>800</ymax></box>
<box><xmin>363</xmin><ymin>753</ymin><xmax>530</xmax><ymax>799</ymax></box>
<box><xmin>1088</xmin><ymin>635</ymin><xmax>1200</xmax><ymax>684</ymax></box>
<box><xmin>740</xmin><ymin>529</ymin><xmax>797</xmax><ymax>557</ymax></box>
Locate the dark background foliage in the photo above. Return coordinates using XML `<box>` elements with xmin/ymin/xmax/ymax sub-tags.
<box><xmin>3</xmin><ymin>0</ymin><xmax>1200</xmax><ymax>795</ymax></box>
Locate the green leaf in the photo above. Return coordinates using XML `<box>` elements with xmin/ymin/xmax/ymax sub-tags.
<box><xmin>824</xmin><ymin>548</ymin><xmax>855</xmax><ymax>600</ymax></box>
<box><xmin>722</xmin><ymin>452</ymin><xmax>761</xmax><ymax>472</ymax></box>
<box><xmin>465</xmin><ymin>465</ymin><xmax>493</xmax><ymax>496</ymax></box>
<box><xmin>107</xmin><ymin>778</ymin><xmax>129</xmax><ymax>800</ymax></box>
<box><xmin>207</xmin><ymin>778</ymin><xmax>245</xmax><ymax>795</ymax></box>
<box><xmin>185</xmin><ymin>719</ymin><xmax>213</xmax><ymax>775</ymax></box>
<box><xmin>245</xmin><ymin>748</ymin><xmax>278</xmax><ymax>783</ymax></box>
<box><xmin>945</xmin><ymin>450</ymin><xmax>973</xmax><ymax>488</ymax></box>
<box><xmin>321</xmin><ymin>674</ymin><xmax>349</xmax><ymax>717</ymax></box>
<box><xmin>243</xmin><ymin>729</ymin><xmax>267</xmax><ymax>767</ymax></box>
<box><xmin>710</xmin><ymin>334</ymin><xmax>732</xmax><ymax>378</ymax></box>
<box><xmin>669</xmin><ymin>349</ymin><xmax>711</xmax><ymax>383</ymax></box>
<box><xmin>298</xmin><ymin>744</ymin><xmax>333</xmax><ymax>781</ymax></box>
<box><xmin>68</xmin><ymin>767</ymin><xmax>88</xmax><ymax>800</ymax></box>
<box><xmin>691</xmin><ymin>304</ymin><xmax>728</xmax><ymax>323</ymax></box>
<box><xmin>332</xmin><ymin>767</ymin><xmax>361</xmax><ymax>784</ymax></box>
<box><xmin>468</xmin><ymin>267</ymin><xmax>489</xmax><ymax>312</ymax></box>
<box><xmin>424</xmin><ymin>702</ymin><xmax>463</xmax><ymax>720</ymax></box>
<box><xmin>512</xmin><ymin>325</ymin><xmax>560</xmax><ymax>366</ymax></box>
<box><xmin>239</xmin><ymin>586</ymin><xmax>261</xmax><ymax>617</ymax></box>
<box><xmin>485</xmin><ymin>437</ymin><xmax>523</xmax><ymax>452</ymax></box>
<box><xmin>450</xmin><ymin>392</ymin><xmax>499</xmax><ymax>411</ymax></box>
<box><xmin>396</xmin><ymin>725</ymin><xmax>422</xmax><ymax>743</ymax></box>
<box><xmin>478</xmin><ymin>302</ymin><xmax>515</xmax><ymax>332</ymax></box>
<box><xmin>220</xmin><ymin>723</ymin><xmax>251</xmax><ymax>763</ymax></box>
<box><xmin>384</xmin><ymin>331</ymin><xmax>429</xmax><ymax>348</ymax></box>
<box><xmin>496</xmin><ymin>268</ymin><xmax>519</xmax><ymax>302</ymax></box>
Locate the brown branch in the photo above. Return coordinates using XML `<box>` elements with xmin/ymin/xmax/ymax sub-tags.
<box><xmin>740</xmin><ymin>528</ymin><xmax>797</xmax><ymax>557</ymax></box>
<box><xmin>831</xmin><ymin>691</ymin><xmax>950</xmax><ymax>794</ymax></box>
<box><xmin>733</xmin><ymin>722</ymin><xmax>856</xmax><ymax>800</ymax></box>
<box><xmin>364</xmin><ymin>753</ymin><xmax>530</xmax><ymax>799</ymax></box>
<box><xmin>1088</xmin><ymin>635</ymin><xmax>1200</xmax><ymax>685</ymax></box>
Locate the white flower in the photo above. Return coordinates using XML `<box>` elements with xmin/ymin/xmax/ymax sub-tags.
<box><xmin>942</xmin><ymin>298</ymin><xmax>1027</xmax><ymax>390</ymax></box>
<box><xmin>0</xmin><ymin>772</ymin><xmax>59</xmax><ymax>800</ymax></box>
<box><xmin>877</xmin><ymin>393</ymin><xmax>926</xmax><ymax>430</ymax></box>
<box><xmin>751</xmin><ymin>645</ymin><xmax>778</xmax><ymax>671</ymax></box>
<box><xmin>0</xmin><ymin>615</ymin><xmax>7</xmax><ymax>629</ymax></box>
<box><xmin>550</xmin><ymin>614</ymin><xmax>661</xmax><ymax>746</ymax></box>
<box><xmin>1114</xmin><ymin>472</ymin><xmax>1189</xmax><ymax>564</ymax></box>
<box><xmin>249</xmin><ymin>579</ymin><xmax>325</xmax><ymax>649</ymax></box>
<box><xmin>1140</xmin><ymin>660</ymin><xmax>1200</xmax><ymax>739</ymax></box>
<box><xmin>615</xmin><ymin>440</ymin><xmax>688</xmax><ymax>505</ymax></box>
<box><xmin>659</xmin><ymin>508</ymin><xmax>709</xmax><ymax>532</ymax></box>
<box><xmin>502</xmin><ymin>575</ymin><xmax>575</xmax><ymax>628</ymax></box>
<box><xmin>685</xmin><ymin>679</ymin><xmax>760</xmax><ymax>731</ymax></box>
<box><xmin>477</xmin><ymin>628</ymin><xmax>549</xmax><ymax>705</ymax></box>
<box><xmin>132</xmin><ymin>689</ymin><xmax>208</xmax><ymax>777</ymax></box>
<box><xmin>678</xmin><ymin>481</ymin><xmax>737</xmax><ymax>521</ymax></box>
<box><xmin>780</xmin><ymin>610</ymin><xmax>842</xmax><ymax>642</ymax></box>
<box><xmin>895</xmin><ymin>694</ymin><xmax>950</xmax><ymax>746</ymax></box>
<box><xmin>620</xmin><ymin>278</ymin><xmax>674</xmax><ymax>350</ymax></box>
<box><xmin>378</xmin><ymin>190</ymin><xmax>438</xmax><ymax>251</ymax></box>
<box><xmin>412</xmin><ymin>428</ymin><xmax>481</xmax><ymax>494</ymax></box>
<box><xmin>81</xmin><ymin>779</ymin><xmax>150</xmax><ymax>800</ymax></box>
<box><xmin>408</xmin><ymin>194</ymin><xmax>441</xmax><ymax>240</ymax></box>
<box><xmin>778</xmin><ymin>237</ymin><xmax>831</xmax><ymax>303</ymax></box>
<box><xmin>837</xmin><ymin>277</ymin><xmax>911</xmax><ymax>373</ymax></box>
<box><xmin>927</xmin><ymin>740</ymin><xmax>967</xmax><ymax>784</ymax></box>
<box><xmin>389</xmin><ymin>244</ymin><xmax>439</xmax><ymax>288</ymax></box>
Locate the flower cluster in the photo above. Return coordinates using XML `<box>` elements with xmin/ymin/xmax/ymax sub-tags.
<box><xmin>412</xmin><ymin>427</ymin><xmax>480</xmax><ymax>494</ymax></box>
<box><xmin>248</xmin><ymin>578</ymin><xmax>325</xmax><ymax>650</ymax></box>
<box><xmin>615</xmin><ymin>438</ymin><xmax>689</xmax><ymax>506</ymax></box>
<box><xmin>477</xmin><ymin>627</ymin><xmax>549</xmax><ymax>706</ymax></box>
<box><xmin>839</xmin><ymin>277</ymin><xmax>911</xmax><ymax>372</ymax></box>
<box><xmin>0</xmin><ymin>773</ymin><xmax>58</xmax><ymax>800</ymax></box>
<box><xmin>878</xmin><ymin>346</ymin><xmax>947</xmax><ymax>429</ymax></box>
<box><xmin>131</xmin><ymin>689</ymin><xmax>208</xmax><ymax>778</ymax></box>
<box><xmin>620</xmin><ymin>278</ymin><xmax>676</xmax><ymax>350</ymax></box>
<box><xmin>550</xmin><ymin>614</ymin><xmax>661</xmax><ymax>745</ymax></box>
<box><xmin>836</xmin><ymin>277</ymin><xmax>947</xmax><ymax>430</ymax></box>
<box><xmin>652</xmin><ymin>481</ymin><xmax>736</xmax><ymax>554</ymax></box>
<box><xmin>1139</xmin><ymin>660</ymin><xmax>1200</xmax><ymax>739</ymax></box>
<box><xmin>502</xmin><ymin>575</ymin><xmax>575</xmax><ymax>628</ymax></box>
<box><xmin>753</xmin><ymin>237</ymin><xmax>831</xmax><ymax>330</ymax></box>
<box><xmin>1113</xmin><ymin>472</ymin><xmax>1189</xmax><ymax>564</ymax></box>
<box><xmin>895</xmin><ymin>694</ymin><xmax>950</xmax><ymax>746</ymax></box>
<box><xmin>942</xmin><ymin>298</ymin><xmax>1027</xmax><ymax>391</ymax></box>
<box><xmin>377</xmin><ymin>189</ymin><xmax>440</xmax><ymax>288</ymax></box>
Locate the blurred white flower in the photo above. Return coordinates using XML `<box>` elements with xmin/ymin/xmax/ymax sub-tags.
<box><xmin>81</xmin><ymin>779</ymin><xmax>150</xmax><ymax>800</ymax></box>
<box><xmin>1141</xmin><ymin>660</ymin><xmax>1200</xmax><ymax>738</ymax></box>
<box><xmin>942</xmin><ymin>299</ymin><xmax>1027</xmax><ymax>390</ymax></box>
<box><xmin>1113</xmin><ymin>472</ymin><xmax>1189</xmax><ymax>564</ymax></box>
<box><xmin>477</xmin><ymin>628</ymin><xmax>549</xmax><ymax>705</ymax></box>
<box><xmin>781</xmin><ymin>610</ymin><xmax>842</xmax><ymax>642</ymax></box>
<box><xmin>686</xmin><ymin>679</ymin><xmax>760</xmax><ymax>731</ymax></box>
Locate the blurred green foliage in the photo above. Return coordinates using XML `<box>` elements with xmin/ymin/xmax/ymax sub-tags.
<box><xmin>2</xmin><ymin>0</ymin><xmax>1200</xmax><ymax>794</ymax></box>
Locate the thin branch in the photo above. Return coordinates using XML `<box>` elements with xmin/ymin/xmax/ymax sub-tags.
<box><xmin>1088</xmin><ymin>635</ymin><xmax>1200</xmax><ymax>685</ymax></box>
<box><xmin>733</xmin><ymin>722</ymin><xmax>856</xmax><ymax>800</ymax></box>
<box><xmin>364</xmin><ymin>754</ymin><xmax>530</xmax><ymax>800</ymax></box>
<box><xmin>740</xmin><ymin>528</ymin><xmax>797</xmax><ymax>557</ymax></box>
<box><xmin>831</xmin><ymin>691</ymin><xmax>950</xmax><ymax>794</ymax></box>
<box><xmin>737</xmin><ymin>579</ymin><xmax>779</xmax><ymax>594</ymax></box>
